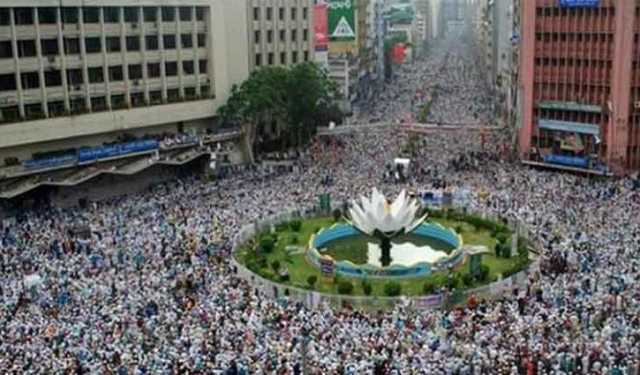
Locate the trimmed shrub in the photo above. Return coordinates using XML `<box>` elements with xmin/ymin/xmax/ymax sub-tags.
<box><xmin>496</xmin><ymin>232</ymin><xmax>508</xmax><ymax>245</ymax></box>
<box><xmin>307</xmin><ymin>275</ymin><xmax>318</xmax><ymax>289</ymax></box>
<box><xmin>384</xmin><ymin>282</ymin><xmax>402</xmax><ymax>297</ymax></box>
<box><xmin>422</xmin><ymin>281</ymin><xmax>436</xmax><ymax>294</ymax></box>
<box><xmin>259</xmin><ymin>235</ymin><xmax>275</xmax><ymax>253</ymax></box>
<box><xmin>337</xmin><ymin>280</ymin><xmax>354</xmax><ymax>295</ymax></box>
<box><xmin>361</xmin><ymin>279</ymin><xmax>373</xmax><ymax>296</ymax></box>
<box><xmin>289</xmin><ymin>220</ymin><xmax>302</xmax><ymax>232</ymax></box>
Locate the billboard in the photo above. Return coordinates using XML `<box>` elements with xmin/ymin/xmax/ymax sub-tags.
<box><xmin>327</xmin><ymin>0</ymin><xmax>356</xmax><ymax>41</ymax></box>
<box><xmin>314</xmin><ymin>4</ymin><xmax>329</xmax><ymax>51</ymax></box>
<box><xmin>558</xmin><ymin>0</ymin><xmax>599</xmax><ymax>7</ymax></box>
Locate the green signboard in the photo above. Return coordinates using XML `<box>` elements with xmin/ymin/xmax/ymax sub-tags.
<box><xmin>327</xmin><ymin>0</ymin><xmax>356</xmax><ymax>41</ymax></box>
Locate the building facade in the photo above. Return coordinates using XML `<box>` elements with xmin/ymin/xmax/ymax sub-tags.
<box><xmin>246</xmin><ymin>0</ymin><xmax>314</xmax><ymax>71</ymax></box>
<box><xmin>0</xmin><ymin>0</ymin><xmax>248</xmax><ymax>164</ymax></box>
<box><xmin>519</xmin><ymin>0</ymin><xmax>640</xmax><ymax>172</ymax></box>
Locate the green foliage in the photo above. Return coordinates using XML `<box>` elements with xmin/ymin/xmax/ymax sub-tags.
<box><xmin>462</xmin><ymin>273</ymin><xmax>474</xmax><ymax>287</ymax></box>
<box><xmin>496</xmin><ymin>232</ymin><xmax>509</xmax><ymax>245</ymax></box>
<box><xmin>275</xmin><ymin>222</ymin><xmax>289</xmax><ymax>232</ymax></box>
<box><xmin>332</xmin><ymin>209</ymin><xmax>343</xmax><ymax>222</ymax></box>
<box><xmin>361</xmin><ymin>279</ymin><xmax>373</xmax><ymax>296</ymax></box>
<box><xmin>446</xmin><ymin>274</ymin><xmax>461</xmax><ymax>289</ymax></box>
<box><xmin>270</xmin><ymin>260</ymin><xmax>281</xmax><ymax>274</ymax></box>
<box><xmin>259</xmin><ymin>235</ymin><xmax>276</xmax><ymax>254</ymax></box>
<box><xmin>478</xmin><ymin>265</ymin><xmax>491</xmax><ymax>282</ymax></box>
<box><xmin>289</xmin><ymin>235</ymin><xmax>299</xmax><ymax>245</ymax></box>
<box><xmin>307</xmin><ymin>275</ymin><xmax>318</xmax><ymax>289</ymax></box>
<box><xmin>422</xmin><ymin>281</ymin><xmax>436</xmax><ymax>294</ymax></box>
<box><xmin>337</xmin><ymin>280</ymin><xmax>354</xmax><ymax>295</ymax></box>
<box><xmin>384</xmin><ymin>282</ymin><xmax>402</xmax><ymax>297</ymax></box>
<box><xmin>289</xmin><ymin>220</ymin><xmax>302</xmax><ymax>232</ymax></box>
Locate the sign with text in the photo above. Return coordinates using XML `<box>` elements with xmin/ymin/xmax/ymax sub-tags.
<box><xmin>328</xmin><ymin>0</ymin><xmax>356</xmax><ymax>41</ymax></box>
<box><xmin>314</xmin><ymin>4</ymin><xmax>329</xmax><ymax>51</ymax></box>
<box><xmin>558</xmin><ymin>0</ymin><xmax>599</xmax><ymax>7</ymax></box>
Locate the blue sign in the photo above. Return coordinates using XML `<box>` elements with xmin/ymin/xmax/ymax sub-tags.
<box><xmin>544</xmin><ymin>154</ymin><xmax>590</xmax><ymax>168</ymax></box>
<box><xmin>78</xmin><ymin>139</ymin><xmax>158</xmax><ymax>163</ymax></box>
<box><xmin>559</xmin><ymin>0</ymin><xmax>599</xmax><ymax>7</ymax></box>
<box><xmin>24</xmin><ymin>154</ymin><xmax>77</xmax><ymax>170</ymax></box>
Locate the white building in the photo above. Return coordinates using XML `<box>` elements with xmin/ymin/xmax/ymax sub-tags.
<box><xmin>0</xmin><ymin>0</ymin><xmax>249</xmax><ymax>164</ymax></box>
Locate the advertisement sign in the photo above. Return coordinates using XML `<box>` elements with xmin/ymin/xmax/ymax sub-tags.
<box><xmin>559</xmin><ymin>0</ymin><xmax>599</xmax><ymax>7</ymax></box>
<box><xmin>327</xmin><ymin>0</ymin><xmax>356</xmax><ymax>41</ymax></box>
<box><xmin>392</xmin><ymin>43</ymin><xmax>407</xmax><ymax>65</ymax></box>
<box><xmin>314</xmin><ymin>4</ymin><xmax>329</xmax><ymax>51</ymax></box>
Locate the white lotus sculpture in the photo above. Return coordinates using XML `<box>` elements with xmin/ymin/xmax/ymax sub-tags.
<box><xmin>348</xmin><ymin>188</ymin><xmax>427</xmax><ymax>237</ymax></box>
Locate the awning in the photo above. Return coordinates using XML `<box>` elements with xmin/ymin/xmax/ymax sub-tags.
<box><xmin>538</xmin><ymin>119</ymin><xmax>600</xmax><ymax>136</ymax></box>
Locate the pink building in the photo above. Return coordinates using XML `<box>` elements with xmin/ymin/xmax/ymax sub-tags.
<box><xmin>519</xmin><ymin>0</ymin><xmax>640</xmax><ymax>174</ymax></box>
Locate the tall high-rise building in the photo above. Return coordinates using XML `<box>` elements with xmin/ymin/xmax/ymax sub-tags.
<box><xmin>246</xmin><ymin>0</ymin><xmax>314</xmax><ymax>70</ymax></box>
<box><xmin>519</xmin><ymin>0</ymin><xmax>640</xmax><ymax>173</ymax></box>
<box><xmin>0</xmin><ymin>0</ymin><xmax>248</xmax><ymax>164</ymax></box>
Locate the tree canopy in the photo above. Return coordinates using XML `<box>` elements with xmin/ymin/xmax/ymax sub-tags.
<box><xmin>217</xmin><ymin>63</ymin><xmax>341</xmax><ymax>152</ymax></box>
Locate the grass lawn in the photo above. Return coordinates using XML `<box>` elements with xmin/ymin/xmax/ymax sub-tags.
<box><xmin>237</xmin><ymin>215</ymin><xmax>529</xmax><ymax>297</ymax></box>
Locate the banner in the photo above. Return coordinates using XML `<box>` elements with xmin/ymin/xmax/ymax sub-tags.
<box><xmin>327</xmin><ymin>0</ymin><xmax>356</xmax><ymax>41</ymax></box>
<box><xmin>314</xmin><ymin>4</ymin><xmax>329</xmax><ymax>51</ymax></box>
<box><xmin>559</xmin><ymin>0</ymin><xmax>599</xmax><ymax>7</ymax></box>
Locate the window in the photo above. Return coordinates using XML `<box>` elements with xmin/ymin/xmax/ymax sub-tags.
<box><xmin>255</xmin><ymin>53</ymin><xmax>262</xmax><ymax>67</ymax></box>
<box><xmin>111</xmin><ymin>94</ymin><xmax>126</xmax><ymax>108</ymax></box>
<box><xmin>183</xmin><ymin>60</ymin><xmax>194</xmax><ymax>74</ymax></box>
<box><xmin>14</xmin><ymin>8</ymin><xmax>33</xmax><ymax>25</ymax></box>
<box><xmin>103</xmin><ymin>7</ymin><xmax>119</xmax><ymax>23</ymax></box>
<box><xmin>83</xmin><ymin>8</ymin><xmax>100</xmax><ymax>23</ymax></box>
<box><xmin>303</xmin><ymin>29</ymin><xmax>308</xmax><ymax>42</ymax></box>
<box><xmin>131</xmin><ymin>93</ymin><xmax>144</xmax><ymax>107</ymax></box>
<box><xmin>162</xmin><ymin>7</ymin><xmax>175</xmax><ymax>22</ymax></box>
<box><xmin>303</xmin><ymin>7</ymin><xmax>308</xmax><ymax>20</ymax></box>
<box><xmin>279</xmin><ymin>30</ymin><xmax>285</xmax><ymax>42</ymax></box>
<box><xmin>85</xmin><ymin>37</ymin><xmax>101</xmax><ymax>54</ymax></box>
<box><xmin>291</xmin><ymin>30</ymin><xmax>297</xmax><ymax>42</ymax></box>
<box><xmin>163</xmin><ymin>35</ymin><xmax>176</xmax><ymax>49</ymax></box>
<box><xmin>253</xmin><ymin>7</ymin><xmax>260</xmax><ymax>21</ymax></box>
<box><xmin>181</xmin><ymin>34</ymin><xmax>193</xmax><ymax>48</ymax></box>
<box><xmin>109</xmin><ymin>65</ymin><xmax>123</xmax><ymax>81</ymax></box>
<box><xmin>62</xmin><ymin>8</ymin><xmax>78</xmax><ymax>24</ymax></box>
<box><xmin>179</xmin><ymin>7</ymin><xmax>192</xmax><ymax>22</ymax></box>
<box><xmin>268</xmin><ymin>53</ymin><xmax>274</xmax><ymax>65</ymax></box>
<box><xmin>267</xmin><ymin>8</ymin><xmax>273</xmax><ymax>21</ymax></box>
<box><xmin>196</xmin><ymin>8</ymin><xmax>205</xmax><ymax>21</ymax></box>
<box><xmin>45</xmin><ymin>71</ymin><xmax>62</xmax><ymax>87</ymax></box>
<box><xmin>0</xmin><ymin>9</ymin><xmax>10</xmax><ymax>26</ymax></box>
<box><xmin>128</xmin><ymin>64</ymin><xmax>142</xmax><ymax>80</ymax></box>
<box><xmin>165</xmin><ymin>61</ymin><xmax>178</xmax><ymax>76</ymax></box>
<box><xmin>38</xmin><ymin>8</ymin><xmax>57</xmax><ymax>24</ymax></box>
<box><xmin>292</xmin><ymin>51</ymin><xmax>298</xmax><ymax>64</ymax></box>
<box><xmin>254</xmin><ymin>30</ymin><xmax>261</xmax><ymax>44</ymax></box>
<box><xmin>126</xmin><ymin>36</ymin><xmax>140</xmax><ymax>51</ymax></box>
<box><xmin>88</xmin><ymin>67</ymin><xmax>104</xmax><ymax>83</ymax></box>
<box><xmin>40</xmin><ymin>39</ymin><xmax>60</xmax><ymax>56</ymax></box>
<box><xmin>0</xmin><ymin>74</ymin><xmax>16</xmax><ymax>91</ymax></box>
<box><xmin>18</xmin><ymin>40</ymin><xmax>36</xmax><ymax>58</ymax></box>
<box><xmin>143</xmin><ymin>7</ymin><xmax>156</xmax><ymax>22</ymax></box>
<box><xmin>21</xmin><ymin>72</ymin><xmax>39</xmax><ymax>89</ymax></box>
<box><xmin>150</xmin><ymin>90</ymin><xmax>162</xmax><ymax>103</ymax></box>
<box><xmin>291</xmin><ymin>8</ymin><xmax>297</xmax><ymax>20</ymax></box>
<box><xmin>303</xmin><ymin>51</ymin><xmax>309</xmax><ymax>61</ymax></box>
<box><xmin>279</xmin><ymin>7</ymin><xmax>285</xmax><ymax>20</ymax></box>
<box><xmin>66</xmin><ymin>69</ymin><xmax>83</xmax><ymax>85</ymax></box>
<box><xmin>280</xmin><ymin>52</ymin><xmax>286</xmax><ymax>64</ymax></box>
<box><xmin>199</xmin><ymin>59</ymin><xmax>207</xmax><ymax>74</ymax></box>
<box><xmin>0</xmin><ymin>41</ymin><xmax>12</xmax><ymax>59</ymax></box>
<box><xmin>145</xmin><ymin>36</ymin><xmax>158</xmax><ymax>50</ymax></box>
<box><xmin>267</xmin><ymin>30</ymin><xmax>273</xmax><ymax>43</ymax></box>
<box><xmin>48</xmin><ymin>101</ymin><xmax>66</xmax><ymax>116</ymax></box>
<box><xmin>91</xmin><ymin>97</ymin><xmax>107</xmax><ymax>111</ymax></box>
<box><xmin>167</xmin><ymin>88</ymin><xmax>180</xmax><ymax>102</ymax></box>
<box><xmin>106</xmin><ymin>37</ymin><xmax>121</xmax><ymax>52</ymax></box>
<box><xmin>197</xmin><ymin>34</ymin><xmax>206</xmax><ymax>48</ymax></box>
<box><xmin>64</xmin><ymin>38</ymin><xmax>80</xmax><ymax>55</ymax></box>
<box><xmin>147</xmin><ymin>63</ymin><xmax>161</xmax><ymax>78</ymax></box>
<box><xmin>124</xmin><ymin>8</ymin><xmax>138</xmax><ymax>23</ymax></box>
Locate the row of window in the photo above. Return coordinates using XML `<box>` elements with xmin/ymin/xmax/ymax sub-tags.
<box><xmin>0</xmin><ymin>34</ymin><xmax>206</xmax><ymax>59</ymax></box>
<box><xmin>254</xmin><ymin>29</ymin><xmax>308</xmax><ymax>44</ymax></box>
<box><xmin>255</xmin><ymin>51</ymin><xmax>308</xmax><ymax>67</ymax></box>
<box><xmin>2</xmin><ymin>86</ymin><xmax>212</xmax><ymax>121</ymax></box>
<box><xmin>253</xmin><ymin>7</ymin><xmax>308</xmax><ymax>22</ymax></box>
<box><xmin>0</xmin><ymin>7</ymin><xmax>206</xmax><ymax>26</ymax></box>
<box><xmin>535</xmin><ymin>58</ymin><xmax>613</xmax><ymax>69</ymax></box>
<box><xmin>535</xmin><ymin>6</ymin><xmax>615</xmax><ymax>17</ymax></box>
<box><xmin>0</xmin><ymin>60</ymin><xmax>208</xmax><ymax>91</ymax></box>
<box><xmin>535</xmin><ymin>32</ymin><xmax>613</xmax><ymax>43</ymax></box>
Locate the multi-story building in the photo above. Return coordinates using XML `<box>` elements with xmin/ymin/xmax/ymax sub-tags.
<box><xmin>0</xmin><ymin>0</ymin><xmax>248</xmax><ymax>165</ymax></box>
<box><xmin>518</xmin><ymin>0</ymin><xmax>640</xmax><ymax>173</ymax></box>
<box><xmin>246</xmin><ymin>0</ymin><xmax>314</xmax><ymax>70</ymax></box>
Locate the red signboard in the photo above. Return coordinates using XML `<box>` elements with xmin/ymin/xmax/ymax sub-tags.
<box><xmin>392</xmin><ymin>43</ymin><xmax>407</xmax><ymax>65</ymax></box>
<box><xmin>314</xmin><ymin>4</ymin><xmax>329</xmax><ymax>51</ymax></box>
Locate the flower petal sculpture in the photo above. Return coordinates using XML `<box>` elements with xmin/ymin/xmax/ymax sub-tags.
<box><xmin>348</xmin><ymin>188</ymin><xmax>427</xmax><ymax>237</ymax></box>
